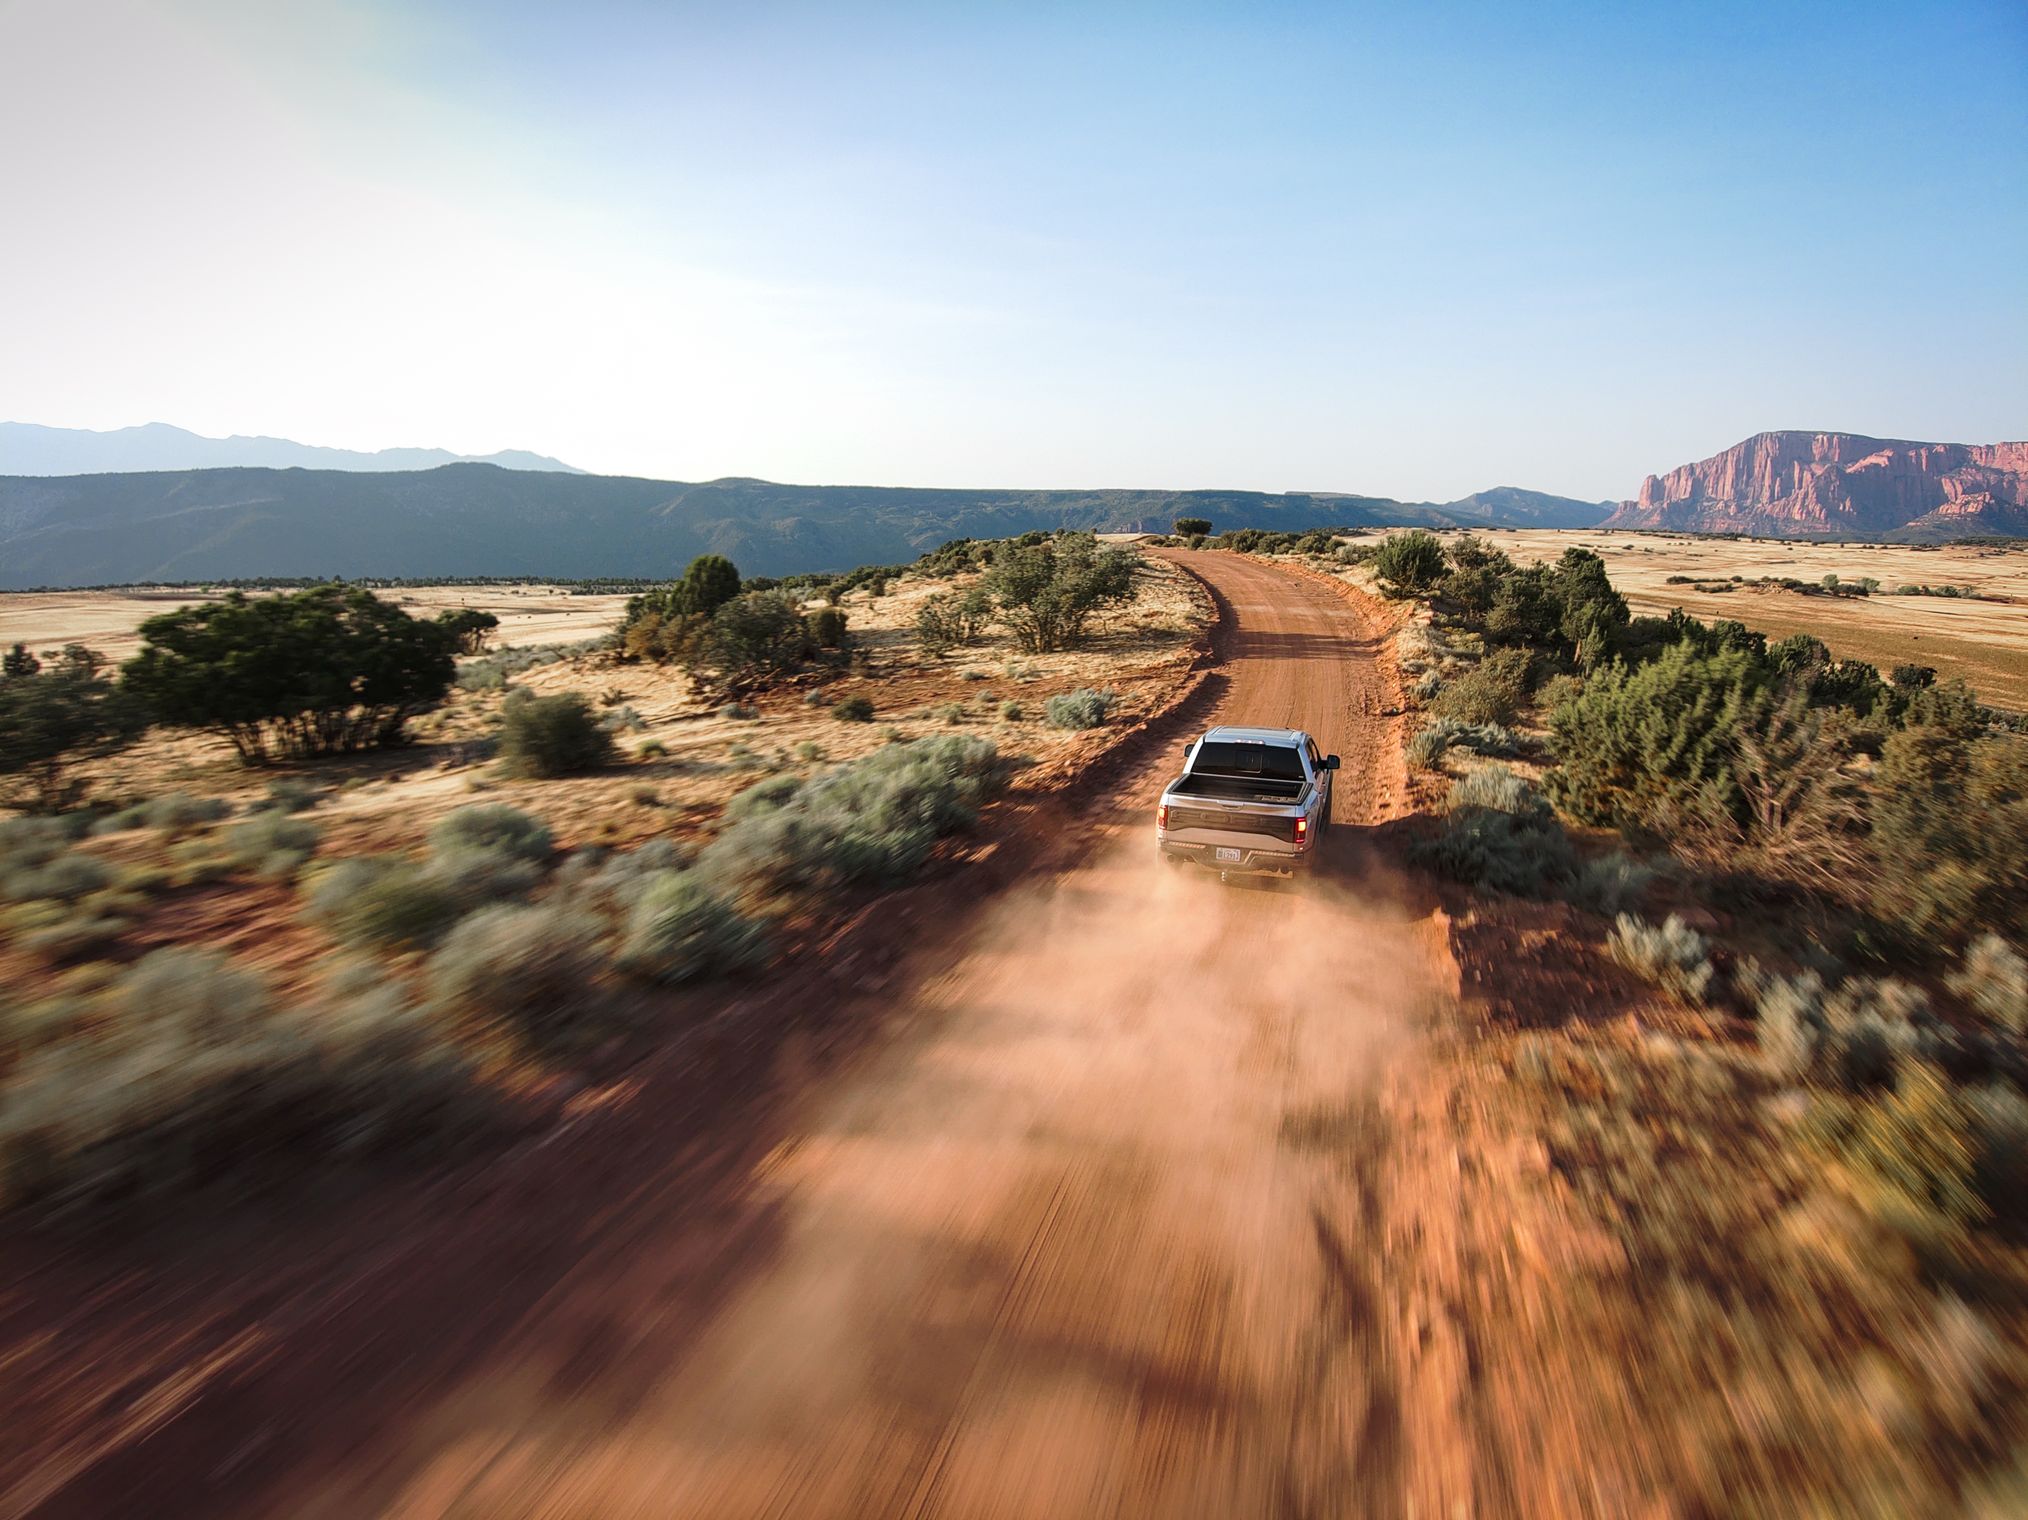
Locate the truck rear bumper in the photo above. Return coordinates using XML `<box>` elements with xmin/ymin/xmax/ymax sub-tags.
<box><xmin>1159</xmin><ymin>838</ymin><xmax>1309</xmax><ymax>876</ymax></box>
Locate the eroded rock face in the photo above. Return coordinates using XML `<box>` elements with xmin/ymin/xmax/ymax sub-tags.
<box><xmin>1605</xmin><ymin>432</ymin><xmax>2028</xmax><ymax>538</ymax></box>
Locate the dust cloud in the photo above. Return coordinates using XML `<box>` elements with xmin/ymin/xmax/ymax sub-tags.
<box><xmin>373</xmin><ymin>835</ymin><xmax>1443</xmax><ymax>1519</ymax></box>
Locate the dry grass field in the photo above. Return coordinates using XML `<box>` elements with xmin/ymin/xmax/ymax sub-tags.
<box><xmin>1</xmin><ymin>556</ymin><xmax>1207</xmax><ymax>1004</ymax></box>
<box><xmin>0</xmin><ymin>585</ymin><xmax>635</xmax><ymax>666</ymax></box>
<box><xmin>1464</xmin><ymin>529</ymin><xmax>2028</xmax><ymax>710</ymax></box>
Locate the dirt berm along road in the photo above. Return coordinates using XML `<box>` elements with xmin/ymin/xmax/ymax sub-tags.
<box><xmin>24</xmin><ymin>551</ymin><xmax>1460</xmax><ymax>1519</ymax></box>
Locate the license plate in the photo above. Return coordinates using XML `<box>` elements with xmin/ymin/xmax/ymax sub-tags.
<box><xmin>1215</xmin><ymin>847</ymin><xmax>1242</xmax><ymax>864</ymax></box>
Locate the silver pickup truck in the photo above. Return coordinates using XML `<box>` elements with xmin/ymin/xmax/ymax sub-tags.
<box><xmin>1156</xmin><ymin>725</ymin><xmax>1339</xmax><ymax>878</ymax></box>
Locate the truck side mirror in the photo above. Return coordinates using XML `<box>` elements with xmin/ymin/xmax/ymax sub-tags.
<box><xmin>1324</xmin><ymin>754</ymin><xmax>1340</xmax><ymax>770</ymax></box>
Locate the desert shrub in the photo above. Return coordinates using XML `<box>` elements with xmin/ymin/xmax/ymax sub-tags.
<box><xmin>700</xmin><ymin>735</ymin><xmax>1010</xmax><ymax>897</ymax></box>
<box><xmin>617</xmin><ymin>872</ymin><xmax>768</xmax><ymax>983</ymax></box>
<box><xmin>258</xmin><ymin>778</ymin><xmax>322</xmax><ymax>814</ymax></box>
<box><xmin>697</xmin><ymin>591</ymin><xmax>812</xmax><ymax>685</ymax></box>
<box><xmin>794</xmin><ymin>740</ymin><xmax>827</xmax><ymax>763</ymax></box>
<box><xmin>1445</xmin><ymin>763</ymin><xmax>1536</xmax><ymax>814</ymax></box>
<box><xmin>498</xmin><ymin>691</ymin><xmax>616</xmax><ymax>778</ymax></box>
<box><xmin>1405</xmin><ymin>725</ymin><xmax>1449</xmax><ymax>770</ymax></box>
<box><xmin>0</xmin><ymin>949</ymin><xmax>479</xmax><ymax>1211</ymax></box>
<box><xmin>0</xmin><ymin>644</ymin><xmax>143</xmax><ymax>811</ymax></box>
<box><xmin>832</xmin><ymin>695</ymin><xmax>875</xmax><ymax>722</ymax></box>
<box><xmin>1950</xmin><ymin>935</ymin><xmax>2027</xmax><ymax>1034</ymax></box>
<box><xmin>1045</xmin><ymin>687</ymin><xmax>1116</xmax><ymax>730</ymax></box>
<box><xmin>1371</xmin><ymin>531</ymin><xmax>1448</xmax><ymax>598</ymax></box>
<box><xmin>718</xmin><ymin>701</ymin><xmax>759</xmax><ymax>720</ymax></box>
<box><xmin>1547</xmin><ymin>643</ymin><xmax>1766</xmax><ymax>838</ymax></box>
<box><xmin>1173</xmin><ymin>516</ymin><xmax>1211</xmax><ymax>537</ymax></box>
<box><xmin>619</xmin><ymin>554</ymin><xmax>743</xmax><ymax>662</ymax></box>
<box><xmin>223</xmin><ymin>813</ymin><xmax>321</xmax><ymax>878</ymax></box>
<box><xmin>123</xmin><ymin>585</ymin><xmax>454</xmax><ymax>764</ymax></box>
<box><xmin>428</xmin><ymin>903</ymin><xmax>616</xmax><ymax>1056</ymax></box>
<box><xmin>982</xmin><ymin>534</ymin><xmax>1136</xmax><ymax>652</ymax></box>
<box><xmin>915</xmin><ymin>588</ymin><xmax>992</xmax><ymax>656</ymax></box>
<box><xmin>1430</xmin><ymin>648</ymin><xmax>1534</xmax><ymax>726</ymax></box>
<box><xmin>0</xmin><ymin>849</ymin><xmax>114</xmax><ymax>903</ymax></box>
<box><xmin>1000</xmin><ymin>700</ymin><xmax>1023</xmax><ymax>721</ymax></box>
<box><xmin>141</xmin><ymin>793</ymin><xmax>234</xmax><ymax>834</ymax></box>
<box><xmin>1411</xmin><ymin>768</ymin><xmax>1576</xmax><ymax>896</ymax></box>
<box><xmin>723</xmin><ymin>772</ymin><xmax>805</xmax><ymax>822</ymax></box>
<box><xmin>434</xmin><ymin>607</ymin><xmax>500</xmax><ymax>654</ymax></box>
<box><xmin>309</xmin><ymin>858</ymin><xmax>467</xmax><ymax>950</ymax></box>
<box><xmin>1805</xmin><ymin>1063</ymin><xmax>2024</xmax><ymax>1227</ymax></box>
<box><xmin>1407</xmin><ymin>717</ymin><xmax>1522</xmax><ymax>770</ymax></box>
<box><xmin>572</xmin><ymin>839</ymin><xmax>688</xmax><ymax>908</ymax></box>
<box><xmin>1869</xmin><ymin>727</ymin><xmax>2028</xmax><ymax>942</ymax></box>
<box><xmin>804</xmin><ymin>606</ymin><xmax>849</xmax><ymax>651</ymax></box>
<box><xmin>18</xmin><ymin>911</ymin><xmax>128</xmax><ymax>963</ymax></box>
<box><xmin>1746</xmin><ymin>966</ymin><xmax>1936</xmax><ymax>1089</ymax></box>
<box><xmin>599</xmin><ymin>703</ymin><xmax>647</xmax><ymax>733</ymax></box>
<box><xmin>432</xmin><ymin>846</ymin><xmax>544</xmax><ymax>903</ymax></box>
<box><xmin>933</xmin><ymin>701</ymin><xmax>968</xmax><ymax>725</ymax></box>
<box><xmin>429</xmin><ymin>804</ymin><xmax>553</xmax><ymax>863</ymax></box>
<box><xmin>1751</xmin><ymin>967</ymin><xmax>1828</xmax><ymax>1079</ymax></box>
<box><xmin>1569</xmin><ymin>851</ymin><xmax>1657</xmax><ymax>917</ymax></box>
<box><xmin>1608</xmin><ymin>914</ymin><xmax>1716</xmax><ymax>1004</ymax></box>
<box><xmin>0</xmin><ymin>814</ymin><xmax>89</xmax><ymax>868</ymax></box>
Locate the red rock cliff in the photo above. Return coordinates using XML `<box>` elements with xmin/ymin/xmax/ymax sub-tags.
<box><xmin>1605</xmin><ymin>432</ymin><xmax>2028</xmax><ymax>538</ymax></box>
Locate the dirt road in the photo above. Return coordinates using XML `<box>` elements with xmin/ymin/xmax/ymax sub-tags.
<box><xmin>15</xmin><ymin>552</ymin><xmax>1453</xmax><ymax>1518</ymax></box>
<box><xmin>302</xmin><ymin>552</ymin><xmax>1439</xmax><ymax>1518</ymax></box>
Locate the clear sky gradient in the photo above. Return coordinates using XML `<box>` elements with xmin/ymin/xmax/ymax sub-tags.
<box><xmin>2</xmin><ymin>0</ymin><xmax>2023</xmax><ymax>500</ymax></box>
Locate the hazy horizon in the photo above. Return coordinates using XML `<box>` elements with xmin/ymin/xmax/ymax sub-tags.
<box><xmin>4</xmin><ymin>0</ymin><xmax>2023</xmax><ymax>502</ymax></box>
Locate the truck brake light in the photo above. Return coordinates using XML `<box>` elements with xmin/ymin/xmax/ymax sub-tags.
<box><xmin>1294</xmin><ymin>816</ymin><xmax>1309</xmax><ymax>845</ymax></box>
<box><xmin>1157</xmin><ymin>804</ymin><xmax>1169</xmax><ymax>830</ymax></box>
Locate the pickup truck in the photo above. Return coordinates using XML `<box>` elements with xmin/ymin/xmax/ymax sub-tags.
<box><xmin>1156</xmin><ymin>725</ymin><xmax>1339</xmax><ymax>878</ymax></box>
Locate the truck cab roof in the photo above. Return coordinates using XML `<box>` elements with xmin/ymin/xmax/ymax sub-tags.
<box><xmin>1198</xmin><ymin>725</ymin><xmax>1309</xmax><ymax>746</ymax></box>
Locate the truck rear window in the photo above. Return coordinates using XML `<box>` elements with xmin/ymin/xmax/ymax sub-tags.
<box><xmin>1193</xmin><ymin>741</ymin><xmax>1305</xmax><ymax>781</ymax></box>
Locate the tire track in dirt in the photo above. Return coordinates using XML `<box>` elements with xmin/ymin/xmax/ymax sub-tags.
<box><xmin>280</xmin><ymin>552</ymin><xmax>1453</xmax><ymax>1520</ymax></box>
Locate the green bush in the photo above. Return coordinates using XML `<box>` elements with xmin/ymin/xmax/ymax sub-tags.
<box><xmin>832</xmin><ymin>695</ymin><xmax>875</xmax><ymax>722</ymax></box>
<box><xmin>1000</xmin><ymin>700</ymin><xmax>1023</xmax><ymax>721</ymax></box>
<box><xmin>1372</xmin><ymin>531</ymin><xmax>1448</xmax><ymax>597</ymax></box>
<box><xmin>1547</xmin><ymin>643</ymin><xmax>1766</xmax><ymax>837</ymax></box>
<box><xmin>223</xmin><ymin>813</ymin><xmax>321</xmax><ymax>878</ymax></box>
<box><xmin>1406</xmin><ymin>717</ymin><xmax>1522</xmax><ymax>770</ymax></box>
<box><xmin>916</xmin><ymin>588</ymin><xmax>992</xmax><ymax>656</ymax></box>
<box><xmin>123</xmin><ymin>585</ymin><xmax>454</xmax><ymax>764</ymax></box>
<box><xmin>617</xmin><ymin>872</ymin><xmax>768</xmax><ymax>983</ymax></box>
<box><xmin>0</xmin><ymin>849</ymin><xmax>113</xmax><ymax>903</ymax></box>
<box><xmin>428</xmin><ymin>903</ymin><xmax>616</xmax><ymax>1056</ymax></box>
<box><xmin>805</xmin><ymin>606</ymin><xmax>849</xmax><ymax>650</ymax></box>
<box><xmin>0</xmin><ymin>949</ymin><xmax>479</xmax><ymax>1211</ymax></box>
<box><xmin>1869</xmin><ymin>727</ymin><xmax>2028</xmax><ymax>943</ymax></box>
<box><xmin>700</xmin><ymin>735</ymin><xmax>1010</xmax><ymax>897</ymax></box>
<box><xmin>1409</xmin><ymin>768</ymin><xmax>1576</xmax><ymax>897</ymax></box>
<box><xmin>498</xmin><ymin>691</ymin><xmax>617</xmax><ymax>778</ymax></box>
<box><xmin>309</xmin><ymin>858</ymin><xmax>468</xmax><ymax>950</ymax></box>
<box><xmin>1173</xmin><ymin>516</ymin><xmax>1212</xmax><ymax>537</ymax></box>
<box><xmin>0</xmin><ymin>644</ymin><xmax>143</xmax><ymax>811</ymax></box>
<box><xmin>434</xmin><ymin>607</ymin><xmax>500</xmax><ymax>654</ymax></box>
<box><xmin>619</xmin><ymin>554</ymin><xmax>743</xmax><ymax>662</ymax></box>
<box><xmin>698</xmin><ymin>591</ymin><xmax>812</xmax><ymax>685</ymax></box>
<box><xmin>1607</xmin><ymin>913</ymin><xmax>1716</xmax><ymax>1004</ymax></box>
<box><xmin>258</xmin><ymin>778</ymin><xmax>322</xmax><ymax>814</ymax></box>
<box><xmin>1429</xmin><ymin>648</ymin><xmax>1534</xmax><ymax>727</ymax></box>
<box><xmin>982</xmin><ymin>534</ymin><xmax>1136</xmax><ymax>653</ymax></box>
<box><xmin>1044</xmin><ymin>688</ymin><xmax>1117</xmax><ymax>730</ymax></box>
<box><xmin>429</xmin><ymin>804</ymin><xmax>553</xmax><ymax>863</ymax></box>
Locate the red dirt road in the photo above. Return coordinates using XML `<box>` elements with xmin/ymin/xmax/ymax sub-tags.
<box><xmin>11</xmin><ymin>552</ymin><xmax>1454</xmax><ymax>1519</ymax></box>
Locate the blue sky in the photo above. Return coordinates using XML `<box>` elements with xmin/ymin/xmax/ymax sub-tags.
<box><xmin>1</xmin><ymin>0</ymin><xmax>2022</xmax><ymax>498</ymax></box>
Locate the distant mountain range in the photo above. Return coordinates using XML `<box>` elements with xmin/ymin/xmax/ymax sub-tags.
<box><xmin>3</xmin><ymin>425</ymin><xmax>2019</xmax><ymax>590</ymax></box>
<box><xmin>0</xmin><ymin>422</ymin><xmax>582</xmax><ymax>477</ymax></box>
<box><xmin>1603</xmin><ymin>432</ymin><xmax>2028</xmax><ymax>540</ymax></box>
<box><xmin>0</xmin><ymin>467</ymin><xmax>1611</xmax><ymax>588</ymax></box>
